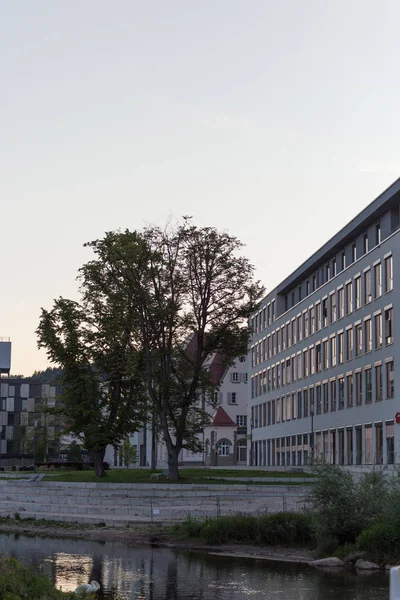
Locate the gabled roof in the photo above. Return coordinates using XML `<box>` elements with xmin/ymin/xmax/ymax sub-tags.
<box><xmin>211</xmin><ymin>406</ymin><xmax>236</xmax><ymax>427</ymax></box>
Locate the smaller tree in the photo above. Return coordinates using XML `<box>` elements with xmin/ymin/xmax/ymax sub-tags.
<box><xmin>67</xmin><ymin>441</ymin><xmax>82</xmax><ymax>462</ymax></box>
<box><xmin>119</xmin><ymin>437</ymin><xmax>138</xmax><ymax>467</ymax></box>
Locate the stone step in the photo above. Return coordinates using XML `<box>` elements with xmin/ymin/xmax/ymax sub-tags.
<box><xmin>0</xmin><ymin>508</ymin><xmax>173</xmax><ymax>527</ymax></box>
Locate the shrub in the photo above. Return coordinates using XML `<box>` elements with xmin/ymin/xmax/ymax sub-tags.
<box><xmin>357</xmin><ymin>522</ymin><xmax>400</xmax><ymax>565</ymax></box>
<box><xmin>0</xmin><ymin>555</ymin><xmax>72</xmax><ymax>599</ymax></box>
<box><xmin>257</xmin><ymin>512</ymin><xmax>313</xmax><ymax>547</ymax></box>
<box><xmin>202</xmin><ymin>515</ymin><xmax>258</xmax><ymax>545</ymax></box>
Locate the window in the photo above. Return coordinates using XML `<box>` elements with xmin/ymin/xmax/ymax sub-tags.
<box><xmin>365</xmin><ymin>368</ymin><xmax>372</xmax><ymax>403</ymax></box>
<box><xmin>355</xmin><ymin>276</ymin><xmax>361</xmax><ymax>310</ymax></box>
<box><xmin>375</xmin><ymin>364</ymin><xmax>382</xmax><ymax>401</ymax></box>
<box><xmin>387</xmin><ymin>360</ymin><xmax>394</xmax><ymax>398</ymax></box>
<box><xmin>309</xmin><ymin>387</ymin><xmax>315</xmax><ymax>414</ymax></box>
<box><xmin>364</xmin><ymin>270</ymin><xmax>372</xmax><ymax>304</ymax></box>
<box><xmin>291</xmin><ymin>320</ymin><xmax>296</xmax><ymax>345</ymax></box>
<box><xmin>286</xmin><ymin>359</ymin><xmax>291</xmax><ymax>384</ymax></box>
<box><xmin>310</xmin><ymin>307</ymin><xmax>315</xmax><ymax>335</ymax></box>
<box><xmin>323</xmin><ymin>339</ymin><xmax>329</xmax><ymax>369</ymax></box>
<box><xmin>228</xmin><ymin>392</ymin><xmax>237</xmax><ymax>404</ymax></box>
<box><xmin>323</xmin><ymin>382</ymin><xmax>329</xmax><ymax>413</ymax></box>
<box><xmin>316</xmin><ymin>385</ymin><xmax>322</xmax><ymax>415</ymax></box>
<box><xmin>304</xmin><ymin>311</ymin><xmax>309</xmax><ymax>338</ymax></box>
<box><xmin>325</xmin><ymin>263</ymin><xmax>330</xmax><ymax>282</ymax></box>
<box><xmin>338</xmin><ymin>332</ymin><xmax>344</xmax><ymax>364</ymax></box>
<box><xmin>365</xmin><ymin>425</ymin><xmax>372</xmax><ymax>464</ymax></box>
<box><xmin>363</xmin><ymin>233</ymin><xmax>369</xmax><ymax>255</ymax></box>
<box><xmin>306</xmin><ymin>280</ymin><xmax>310</xmax><ymax>296</ymax></box>
<box><xmin>330</xmin><ymin>380</ymin><xmax>336</xmax><ymax>411</ymax></box>
<box><xmin>341</xmin><ymin>251</ymin><xmax>346</xmax><ymax>271</ymax></box>
<box><xmin>297</xmin><ymin>353</ymin><xmax>302</xmax><ymax>380</ymax></box>
<box><xmin>385</xmin><ymin>308</ymin><xmax>393</xmax><ymax>344</ymax></box>
<box><xmin>303</xmin><ymin>349</ymin><xmax>309</xmax><ymax>377</ymax></box>
<box><xmin>356</xmin><ymin>371</ymin><xmax>362</xmax><ymax>405</ymax></box>
<box><xmin>303</xmin><ymin>389</ymin><xmax>309</xmax><ymax>417</ymax></box>
<box><xmin>332</xmin><ymin>258</ymin><xmax>337</xmax><ymax>276</ymax></box>
<box><xmin>286</xmin><ymin>323</ymin><xmax>291</xmax><ymax>348</ymax></box>
<box><xmin>330</xmin><ymin>293</ymin><xmax>337</xmax><ymax>323</ymax></box>
<box><xmin>346</xmin><ymin>327</ymin><xmax>353</xmax><ymax>360</ymax></box>
<box><xmin>374</xmin><ymin>263</ymin><xmax>382</xmax><ymax>298</ymax></box>
<box><xmin>322</xmin><ymin>298</ymin><xmax>328</xmax><ymax>328</ymax></box>
<box><xmin>374</xmin><ymin>313</ymin><xmax>382</xmax><ymax>349</ymax></box>
<box><xmin>236</xmin><ymin>415</ymin><xmax>247</xmax><ymax>427</ymax></box>
<box><xmin>338</xmin><ymin>288</ymin><xmax>344</xmax><ymax>319</ymax></box>
<box><xmin>346</xmin><ymin>282</ymin><xmax>352</xmax><ymax>314</ymax></box>
<box><xmin>232</xmin><ymin>372</ymin><xmax>240</xmax><ymax>383</ymax></box>
<box><xmin>355</xmin><ymin>323</ymin><xmax>363</xmax><ymax>357</ymax></box>
<box><xmin>316</xmin><ymin>303</ymin><xmax>321</xmax><ymax>331</ymax></box>
<box><xmin>347</xmin><ymin>374</ymin><xmax>353</xmax><ymax>407</ymax></box>
<box><xmin>316</xmin><ymin>343</ymin><xmax>321</xmax><ymax>373</ymax></box>
<box><xmin>297</xmin><ymin>391</ymin><xmax>302</xmax><ymax>419</ymax></box>
<box><xmin>375</xmin><ymin>222</ymin><xmax>381</xmax><ymax>246</ymax></box>
<box><xmin>298</xmin><ymin>285</ymin><xmax>302</xmax><ymax>302</ymax></box>
<box><xmin>385</xmin><ymin>255</ymin><xmax>393</xmax><ymax>293</ymax></box>
<box><xmin>297</xmin><ymin>315</ymin><xmax>302</xmax><ymax>341</ymax></box>
<box><xmin>352</xmin><ymin>242</ymin><xmax>357</xmax><ymax>263</ymax></box>
<box><xmin>217</xmin><ymin>439</ymin><xmax>231</xmax><ymax>456</ymax></box>
<box><xmin>310</xmin><ymin>348</ymin><xmax>315</xmax><ymax>375</ymax></box>
<box><xmin>330</xmin><ymin>336</ymin><xmax>337</xmax><ymax>367</ymax></box>
<box><xmin>281</xmin><ymin>326</ymin><xmax>285</xmax><ymax>351</ymax></box>
<box><xmin>338</xmin><ymin>377</ymin><xmax>344</xmax><ymax>409</ymax></box>
<box><xmin>365</xmin><ymin>318</ymin><xmax>372</xmax><ymax>352</ymax></box>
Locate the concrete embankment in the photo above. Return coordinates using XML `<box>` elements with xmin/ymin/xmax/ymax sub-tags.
<box><xmin>0</xmin><ymin>480</ymin><xmax>308</xmax><ymax>526</ymax></box>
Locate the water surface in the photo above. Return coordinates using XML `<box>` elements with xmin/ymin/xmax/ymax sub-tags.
<box><xmin>0</xmin><ymin>533</ymin><xmax>389</xmax><ymax>600</ymax></box>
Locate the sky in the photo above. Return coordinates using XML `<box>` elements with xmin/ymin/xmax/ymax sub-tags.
<box><xmin>1</xmin><ymin>1</ymin><xmax>400</xmax><ymax>375</ymax></box>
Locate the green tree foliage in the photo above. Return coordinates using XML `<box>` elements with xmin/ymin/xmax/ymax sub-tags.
<box><xmin>81</xmin><ymin>219</ymin><xmax>263</xmax><ymax>479</ymax></box>
<box><xmin>31</xmin><ymin>367</ymin><xmax>63</xmax><ymax>382</ymax></box>
<box><xmin>36</xmin><ymin>265</ymin><xmax>149</xmax><ymax>477</ymax></box>
<box><xmin>0</xmin><ymin>555</ymin><xmax>72</xmax><ymax>599</ymax></box>
<box><xmin>67</xmin><ymin>440</ymin><xmax>82</xmax><ymax>462</ymax></box>
<box><xmin>119</xmin><ymin>437</ymin><xmax>138</xmax><ymax>467</ymax></box>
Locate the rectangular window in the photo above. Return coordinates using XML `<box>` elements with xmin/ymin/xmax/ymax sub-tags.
<box><xmin>346</xmin><ymin>282</ymin><xmax>352</xmax><ymax>314</ymax></box>
<box><xmin>330</xmin><ymin>380</ymin><xmax>337</xmax><ymax>411</ymax></box>
<box><xmin>347</xmin><ymin>374</ymin><xmax>353</xmax><ymax>407</ymax></box>
<box><xmin>365</xmin><ymin>318</ymin><xmax>372</xmax><ymax>353</ymax></box>
<box><xmin>375</xmin><ymin>313</ymin><xmax>382</xmax><ymax>349</ymax></box>
<box><xmin>306</xmin><ymin>280</ymin><xmax>310</xmax><ymax>296</ymax></box>
<box><xmin>387</xmin><ymin>421</ymin><xmax>395</xmax><ymax>465</ymax></box>
<box><xmin>303</xmin><ymin>349</ymin><xmax>309</xmax><ymax>378</ymax></box>
<box><xmin>356</xmin><ymin>427</ymin><xmax>363</xmax><ymax>465</ymax></box>
<box><xmin>375</xmin><ymin>222</ymin><xmax>381</xmax><ymax>246</ymax></box>
<box><xmin>338</xmin><ymin>288</ymin><xmax>344</xmax><ymax>319</ymax></box>
<box><xmin>385</xmin><ymin>308</ymin><xmax>393</xmax><ymax>344</ymax></box>
<box><xmin>346</xmin><ymin>327</ymin><xmax>353</xmax><ymax>360</ymax></box>
<box><xmin>304</xmin><ymin>311</ymin><xmax>309</xmax><ymax>338</ymax></box>
<box><xmin>365</xmin><ymin>368</ymin><xmax>372</xmax><ymax>403</ymax></box>
<box><xmin>316</xmin><ymin>343</ymin><xmax>321</xmax><ymax>373</ymax></box>
<box><xmin>355</xmin><ymin>276</ymin><xmax>361</xmax><ymax>310</ymax></box>
<box><xmin>322</xmin><ymin>298</ymin><xmax>328</xmax><ymax>328</ymax></box>
<box><xmin>352</xmin><ymin>242</ymin><xmax>357</xmax><ymax>263</ymax></box>
<box><xmin>385</xmin><ymin>255</ymin><xmax>393</xmax><ymax>293</ymax></box>
<box><xmin>341</xmin><ymin>251</ymin><xmax>346</xmax><ymax>271</ymax></box>
<box><xmin>323</xmin><ymin>382</ymin><xmax>329</xmax><ymax>413</ymax></box>
<box><xmin>338</xmin><ymin>332</ymin><xmax>344</xmax><ymax>364</ymax></box>
<box><xmin>356</xmin><ymin>371</ymin><xmax>362</xmax><ymax>405</ymax></box>
<box><xmin>310</xmin><ymin>307</ymin><xmax>315</xmax><ymax>335</ymax></box>
<box><xmin>365</xmin><ymin>425</ymin><xmax>372</xmax><ymax>464</ymax></box>
<box><xmin>316</xmin><ymin>303</ymin><xmax>321</xmax><ymax>331</ymax></box>
<box><xmin>374</xmin><ymin>263</ymin><xmax>382</xmax><ymax>299</ymax></box>
<box><xmin>281</xmin><ymin>327</ymin><xmax>285</xmax><ymax>351</ymax></box>
<box><xmin>387</xmin><ymin>360</ymin><xmax>394</xmax><ymax>398</ymax></box>
<box><xmin>297</xmin><ymin>353</ymin><xmax>302</xmax><ymax>380</ymax></box>
<box><xmin>232</xmin><ymin>372</ymin><xmax>240</xmax><ymax>383</ymax></box>
<box><xmin>363</xmin><ymin>233</ymin><xmax>369</xmax><ymax>255</ymax></box>
<box><xmin>375</xmin><ymin>364</ymin><xmax>382</xmax><ymax>401</ymax></box>
<box><xmin>310</xmin><ymin>347</ymin><xmax>315</xmax><ymax>375</ymax></box>
<box><xmin>236</xmin><ymin>415</ymin><xmax>247</xmax><ymax>427</ymax></box>
<box><xmin>364</xmin><ymin>270</ymin><xmax>372</xmax><ymax>304</ymax></box>
<box><xmin>287</xmin><ymin>323</ymin><xmax>291</xmax><ymax>348</ymax></box>
<box><xmin>313</xmin><ymin>274</ymin><xmax>317</xmax><ymax>292</ymax></box>
<box><xmin>355</xmin><ymin>323</ymin><xmax>363</xmax><ymax>357</ymax></box>
<box><xmin>330</xmin><ymin>336</ymin><xmax>337</xmax><ymax>367</ymax></box>
<box><xmin>330</xmin><ymin>293</ymin><xmax>337</xmax><ymax>323</ymax></box>
<box><xmin>332</xmin><ymin>258</ymin><xmax>337</xmax><ymax>276</ymax></box>
<box><xmin>286</xmin><ymin>359</ymin><xmax>291</xmax><ymax>384</ymax></box>
<box><xmin>291</xmin><ymin>320</ymin><xmax>296</xmax><ymax>345</ymax></box>
<box><xmin>325</xmin><ymin>263</ymin><xmax>330</xmax><ymax>282</ymax></box>
<box><xmin>303</xmin><ymin>389</ymin><xmax>308</xmax><ymax>418</ymax></box>
<box><xmin>310</xmin><ymin>387</ymin><xmax>315</xmax><ymax>414</ymax></box>
<box><xmin>338</xmin><ymin>377</ymin><xmax>344</xmax><ymax>409</ymax></box>
<box><xmin>298</xmin><ymin>285</ymin><xmax>302</xmax><ymax>302</ymax></box>
<box><xmin>316</xmin><ymin>385</ymin><xmax>322</xmax><ymax>415</ymax></box>
<box><xmin>323</xmin><ymin>339</ymin><xmax>329</xmax><ymax>369</ymax></box>
<box><xmin>297</xmin><ymin>391</ymin><xmax>302</xmax><ymax>419</ymax></box>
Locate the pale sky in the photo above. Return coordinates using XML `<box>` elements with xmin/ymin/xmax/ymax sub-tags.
<box><xmin>1</xmin><ymin>1</ymin><xmax>400</xmax><ymax>375</ymax></box>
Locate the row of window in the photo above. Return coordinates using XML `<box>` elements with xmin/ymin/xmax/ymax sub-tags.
<box><xmin>251</xmin><ymin>255</ymin><xmax>393</xmax><ymax>366</ymax></box>
<box><xmin>251</xmin><ymin>359</ymin><xmax>394</xmax><ymax>428</ymax></box>
<box><xmin>251</xmin><ymin>307</ymin><xmax>393</xmax><ymax>397</ymax></box>
<box><xmin>251</xmin><ymin>420</ymin><xmax>395</xmax><ymax>467</ymax></box>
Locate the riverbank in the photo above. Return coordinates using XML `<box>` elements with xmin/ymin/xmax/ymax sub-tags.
<box><xmin>0</xmin><ymin>519</ymin><xmax>315</xmax><ymax>564</ymax></box>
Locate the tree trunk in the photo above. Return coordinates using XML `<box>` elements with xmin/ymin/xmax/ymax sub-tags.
<box><xmin>167</xmin><ymin>447</ymin><xmax>181</xmax><ymax>480</ymax></box>
<box><xmin>93</xmin><ymin>448</ymin><xmax>106</xmax><ymax>477</ymax></box>
<box><xmin>151</xmin><ymin>411</ymin><xmax>157</xmax><ymax>471</ymax></box>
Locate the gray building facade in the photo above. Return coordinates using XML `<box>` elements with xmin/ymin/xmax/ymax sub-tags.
<box><xmin>249</xmin><ymin>178</ymin><xmax>400</xmax><ymax>468</ymax></box>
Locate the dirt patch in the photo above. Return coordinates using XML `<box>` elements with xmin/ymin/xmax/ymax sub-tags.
<box><xmin>0</xmin><ymin>521</ymin><xmax>314</xmax><ymax>564</ymax></box>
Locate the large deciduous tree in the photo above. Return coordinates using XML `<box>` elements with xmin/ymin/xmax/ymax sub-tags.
<box><xmin>81</xmin><ymin>218</ymin><xmax>264</xmax><ymax>479</ymax></box>
<box><xmin>36</xmin><ymin>268</ymin><xmax>148</xmax><ymax>477</ymax></box>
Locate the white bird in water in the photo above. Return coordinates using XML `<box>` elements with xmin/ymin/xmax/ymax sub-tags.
<box><xmin>73</xmin><ymin>580</ymin><xmax>100</xmax><ymax>595</ymax></box>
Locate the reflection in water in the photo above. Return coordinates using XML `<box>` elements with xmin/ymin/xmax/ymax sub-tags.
<box><xmin>0</xmin><ymin>533</ymin><xmax>389</xmax><ymax>600</ymax></box>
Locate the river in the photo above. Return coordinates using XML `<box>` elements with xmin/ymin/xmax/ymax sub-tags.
<box><xmin>0</xmin><ymin>532</ymin><xmax>389</xmax><ymax>599</ymax></box>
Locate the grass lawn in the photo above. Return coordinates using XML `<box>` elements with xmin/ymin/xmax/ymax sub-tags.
<box><xmin>41</xmin><ymin>467</ymin><xmax>314</xmax><ymax>485</ymax></box>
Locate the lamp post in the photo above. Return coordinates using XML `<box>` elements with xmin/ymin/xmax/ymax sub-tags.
<box><xmin>33</xmin><ymin>419</ymin><xmax>38</xmax><ymax>473</ymax></box>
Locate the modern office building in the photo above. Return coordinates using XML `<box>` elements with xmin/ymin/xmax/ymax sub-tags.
<box><xmin>249</xmin><ymin>178</ymin><xmax>399</xmax><ymax>468</ymax></box>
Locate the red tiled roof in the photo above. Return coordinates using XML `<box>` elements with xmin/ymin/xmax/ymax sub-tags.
<box><xmin>212</xmin><ymin>406</ymin><xmax>236</xmax><ymax>427</ymax></box>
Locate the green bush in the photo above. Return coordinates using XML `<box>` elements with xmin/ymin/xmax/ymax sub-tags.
<box><xmin>0</xmin><ymin>555</ymin><xmax>72</xmax><ymax>599</ymax></box>
<box><xmin>257</xmin><ymin>512</ymin><xmax>313</xmax><ymax>546</ymax></box>
<box><xmin>357</xmin><ymin>522</ymin><xmax>400</xmax><ymax>565</ymax></box>
<box><xmin>202</xmin><ymin>515</ymin><xmax>258</xmax><ymax>545</ymax></box>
